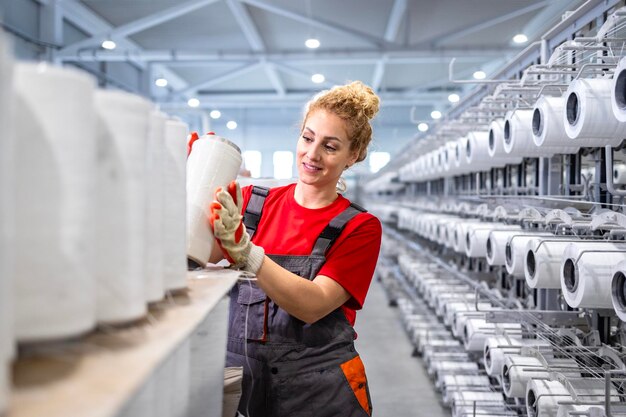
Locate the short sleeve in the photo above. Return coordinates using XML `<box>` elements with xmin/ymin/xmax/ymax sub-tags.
<box><xmin>318</xmin><ymin>215</ymin><xmax>382</xmax><ymax>310</ymax></box>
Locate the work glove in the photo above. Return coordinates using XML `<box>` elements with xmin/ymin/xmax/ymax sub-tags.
<box><xmin>209</xmin><ymin>180</ymin><xmax>265</xmax><ymax>274</ymax></box>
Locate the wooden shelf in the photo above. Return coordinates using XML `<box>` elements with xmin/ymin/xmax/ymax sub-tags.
<box><xmin>8</xmin><ymin>268</ymin><xmax>239</xmax><ymax>417</ymax></box>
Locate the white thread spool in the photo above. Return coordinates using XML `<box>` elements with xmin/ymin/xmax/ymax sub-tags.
<box><xmin>14</xmin><ymin>63</ymin><xmax>97</xmax><ymax>341</ymax></box>
<box><xmin>613</xmin><ymin>164</ymin><xmax>626</xmax><ymax>185</ymax></box>
<box><xmin>0</xmin><ymin>30</ymin><xmax>13</xmax><ymax>415</ymax></box>
<box><xmin>145</xmin><ymin>110</ymin><xmax>167</xmax><ymax>303</ymax></box>
<box><xmin>504</xmin><ymin>109</ymin><xmax>550</xmax><ymax>157</ymax></box>
<box><xmin>611</xmin><ymin>259</ymin><xmax>626</xmax><ymax>321</ymax></box>
<box><xmin>443</xmin><ymin>141</ymin><xmax>457</xmax><ymax>176</ymax></box>
<box><xmin>564</xmin><ymin>78</ymin><xmax>626</xmax><ymax>147</ymax></box>
<box><xmin>532</xmin><ymin>96</ymin><xmax>579</xmax><ymax>154</ymax></box>
<box><xmin>163</xmin><ymin>118</ymin><xmax>189</xmax><ymax>292</ymax></box>
<box><xmin>465</xmin><ymin>131</ymin><xmax>491</xmax><ymax>168</ymax></box>
<box><xmin>94</xmin><ymin>90</ymin><xmax>152</xmax><ymax>323</ymax></box>
<box><xmin>452</xmin><ymin>392</ymin><xmax>506</xmax><ymax>417</ymax></box>
<box><xmin>502</xmin><ymin>356</ymin><xmax>580</xmax><ymax>398</ymax></box>
<box><xmin>486</xmin><ymin>229</ymin><xmax>524</xmax><ymax>266</ymax></box>
<box><xmin>611</xmin><ymin>56</ymin><xmax>626</xmax><ymax>122</ymax></box>
<box><xmin>527</xmin><ymin>378</ymin><xmax>615</xmax><ymax>417</ymax></box>
<box><xmin>453</xmin><ymin>136</ymin><xmax>470</xmax><ymax>175</ymax></box>
<box><xmin>441</xmin><ymin>375</ymin><xmax>491</xmax><ymax>405</ymax></box>
<box><xmin>466</xmin><ymin>224</ymin><xmax>520</xmax><ymax>258</ymax></box>
<box><xmin>526</xmin><ymin>379</ymin><xmax>571</xmax><ymax>417</ymax></box>
<box><xmin>453</xmin><ymin>220</ymin><xmax>482</xmax><ymax>254</ymax></box>
<box><xmin>488</xmin><ymin>118</ymin><xmax>522</xmax><ymax>166</ymax></box>
<box><xmin>557</xmin><ymin>405</ymin><xmax>606</xmax><ymax>417</ymax></box>
<box><xmin>186</xmin><ymin>134</ymin><xmax>242</xmax><ymax>267</ymax></box>
<box><xmin>505</xmin><ymin>232</ymin><xmax>553</xmax><ymax>277</ymax></box>
<box><xmin>525</xmin><ymin>238</ymin><xmax>580</xmax><ymax>289</ymax></box>
<box><xmin>484</xmin><ymin>337</ymin><xmax>522</xmax><ymax>377</ymax></box>
<box><xmin>463</xmin><ymin>319</ymin><xmax>522</xmax><ymax>352</ymax></box>
<box><xmin>561</xmin><ymin>241</ymin><xmax>626</xmax><ymax>308</ymax></box>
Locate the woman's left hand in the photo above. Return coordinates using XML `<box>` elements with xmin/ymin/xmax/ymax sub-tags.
<box><xmin>209</xmin><ymin>181</ymin><xmax>265</xmax><ymax>273</ymax></box>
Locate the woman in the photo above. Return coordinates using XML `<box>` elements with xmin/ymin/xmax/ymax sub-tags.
<box><xmin>209</xmin><ymin>81</ymin><xmax>382</xmax><ymax>417</ymax></box>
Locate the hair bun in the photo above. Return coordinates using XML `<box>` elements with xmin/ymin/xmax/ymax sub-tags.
<box><xmin>344</xmin><ymin>81</ymin><xmax>380</xmax><ymax>120</ymax></box>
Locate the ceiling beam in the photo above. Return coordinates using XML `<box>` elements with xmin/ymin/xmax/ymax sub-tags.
<box><xmin>61</xmin><ymin>47</ymin><xmax>515</xmax><ymax>64</ymax></box>
<box><xmin>272</xmin><ymin>61</ymin><xmax>343</xmax><ymax>87</ymax></box>
<box><xmin>157</xmin><ymin>91</ymin><xmax>451</xmax><ymax>109</ymax></box>
<box><xmin>58</xmin><ymin>0</ymin><xmax>188</xmax><ymax>92</ymax></box>
<box><xmin>522</xmin><ymin>0</ymin><xmax>577</xmax><ymax>42</ymax></box>
<box><xmin>173</xmin><ymin>61</ymin><xmax>264</xmax><ymax>97</ymax></box>
<box><xmin>240</xmin><ymin>0</ymin><xmax>394</xmax><ymax>49</ymax></box>
<box><xmin>432</xmin><ymin>0</ymin><xmax>552</xmax><ymax>46</ymax></box>
<box><xmin>57</xmin><ymin>0</ymin><xmax>220</xmax><ymax>57</ymax></box>
<box><xmin>384</xmin><ymin>0</ymin><xmax>407</xmax><ymax>42</ymax></box>
<box><xmin>224</xmin><ymin>0</ymin><xmax>285</xmax><ymax>95</ymax></box>
<box><xmin>372</xmin><ymin>0</ymin><xmax>407</xmax><ymax>92</ymax></box>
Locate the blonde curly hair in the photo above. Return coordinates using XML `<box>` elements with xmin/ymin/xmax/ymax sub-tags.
<box><xmin>302</xmin><ymin>81</ymin><xmax>380</xmax><ymax>163</ymax></box>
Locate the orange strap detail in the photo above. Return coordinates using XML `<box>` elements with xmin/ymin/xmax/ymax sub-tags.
<box><xmin>339</xmin><ymin>355</ymin><xmax>371</xmax><ymax>415</ymax></box>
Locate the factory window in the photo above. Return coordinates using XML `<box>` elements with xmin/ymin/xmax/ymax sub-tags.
<box><xmin>273</xmin><ymin>151</ymin><xmax>294</xmax><ymax>179</ymax></box>
<box><xmin>369</xmin><ymin>152</ymin><xmax>390</xmax><ymax>173</ymax></box>
<box><xmin>243</xmin><ymin>150</ymin><xmax>262</xmax><ymax>178</ymax></box>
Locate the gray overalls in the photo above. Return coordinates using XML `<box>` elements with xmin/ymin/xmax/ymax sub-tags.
<box><xmin>225</xmin><ymin>186</ymin><xmax>372</xmax><ymax>417</ymax></box>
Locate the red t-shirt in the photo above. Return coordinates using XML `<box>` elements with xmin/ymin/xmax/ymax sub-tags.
<box><xmin>241</xmin><ymin>183</ymin><xmax>382</xmax><ymax>326</ymax></box>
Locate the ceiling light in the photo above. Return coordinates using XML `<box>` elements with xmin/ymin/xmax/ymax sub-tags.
<box><xmin>448</xmin><ymin>93</ymin><xmax>460</xmax><ymax>103</ymax></box>
<box><xmin>311</xmin><ymin>73</ymin><xmax>325</xmax><ymax>83</ymax></box>
<box><xmin>417</xmin><ymin>123</ymin><xmax>429</xmax><ymax>132</ymax></box>
<box><xmin>513</xmin><ymin>33</ymin><xmax>528</xmax><ymax>44</ymax></box>
<box><xmin>101</xmin><ymin>39</ymin><xmax>116</xmax><ymax>50</ymax></box>
<box><xmin>473</xmin><ymin>71</ymin><xmax>486</xmax><ymax>80</ymax></box>
<box><xmin>305</xmin><ymin>38</ymin><xmax>320</xmax><ymax>49</ymax></box>
<box><xmin>430</xmin><ymin>110</ymin><xmax>442</xmax><ymax>120</ymax></box>
<box><xmin>227</xmin><ymin>121</ymin><xmax>237</xmax><ymax>130</ymax></box>
<box><xmin>155</xmin><ymin>77</ymin><xmax>168</xmax><ymax>87</ymax></box>
<box><xmin>210</xmin><ymin>110</ymin><xmax>221</xmax><ymax>119</ymax></box>
<box><xmin>187</xmin><ymin>98</ymin><xmax>200</xmax><ymax>108</ymax></box>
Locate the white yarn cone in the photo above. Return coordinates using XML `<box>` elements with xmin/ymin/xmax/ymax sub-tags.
<box><xmin>561</xmin><ymin>241</ymin><xmax>626</xmax><ymax>308</ymax></box>
<box><xmin>145</xmin><ymin>110</ymin><xmax>167</xmax><ymax>303</ymax></box>
<box><xmin>488</xmin><ymin>118</ymin><xmax>522</xmax><ymax>166</ymax></box>
<box><xmin>94</xmin><ymin>90</ymin><xmax>152</xmax><ymax>324</ymax></box>
<box><xmin>532</xmin><ymin>95</ymin><xmax>579</xmax><ymax>154</ymax></box>
<box><xmin>564</xmin><ymin>78</ymin><xmax>626</xmax><ymax>147</ymax></box>
<box><xmin>14</xmin><ymin>63</ymin><xmax>97</xmax><ymax>342</ymax></box>
<box><xmin>525</xmin><ymin>238</ymin><xmax>580</xmax><ymax>289</ymax></box>
<box><xmin>612</xmin><ymin>56</ymin><xmax>626</xmax><ymax>122</ymax></box>
<box><xmin>163</xmin><ymin>118</ymin><xmax>189</xmax><ymax>291</ymax></box>
<box><xmin>0</xmin><ymin>30</ymin><xmax>14</xmax><ymax>415</ymax></box>
<box><xmin>186</xmin><ymin>134</ymin><xmax>242</xmax><ymax>267</ymax></box>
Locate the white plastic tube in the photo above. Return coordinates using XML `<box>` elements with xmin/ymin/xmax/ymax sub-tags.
<box><xmin>564</xmin><ymin>78</ymin><xmax>626</xmax><ymax>147</ymax></box>
<box><xmin>163</xmin><ymin>118</ymin><xmax>189</xmax><ymax>292</ymax></box>
<box><xmin>94</xmin><ymin>90</ymin><xmax>152</xmax><ymax>324</ymax></box>
<box><xmin>14</xmin><ymin>63</ymin><xmax>97</xmax><ymax>342</ymax></box>
<box><xmin>561</xmin><ymin>241</ymin><xmax>626</xmax><ymax>308</ymax></box>
<box><xmin>186</xmin><ymin>134</ymin><xmax>242</xmax><ymax>267</ymax></box>
<box><xmin>0</xmin><ymin>31</ymin><xmax>13</xmax><ymax>416</ymax></box>
<box><xmin>532</xmin><ymin>95</ymin><xmax>579</xmax><ymax>154</ymax></box>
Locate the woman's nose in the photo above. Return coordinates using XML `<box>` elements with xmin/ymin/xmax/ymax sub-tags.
<box><xmin>306</xmin><ymin>143</ymin><xmax>321</xmax><ymax>160</ymax></box>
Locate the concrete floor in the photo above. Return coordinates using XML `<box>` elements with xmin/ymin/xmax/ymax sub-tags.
<box><xmin>354</xmin><ymin>279</ymin><xmax>450</xmax><ymax>417</ymax></box>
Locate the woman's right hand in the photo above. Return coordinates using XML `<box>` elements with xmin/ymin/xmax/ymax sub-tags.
<box><xmin>209</xmin><ymin>181</ymin><xmax>265</xmax><ymax>274</ymax></box>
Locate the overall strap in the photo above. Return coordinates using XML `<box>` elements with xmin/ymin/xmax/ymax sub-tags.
<box><xmin>243</xmin><ymin>186</ymin><xmax>269</xmax><ymax>239</ymax></box>
<box><xmin>311</xmin><ymin>202</ymin><xmax>367</xmax><ymax>257</ymax></box>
